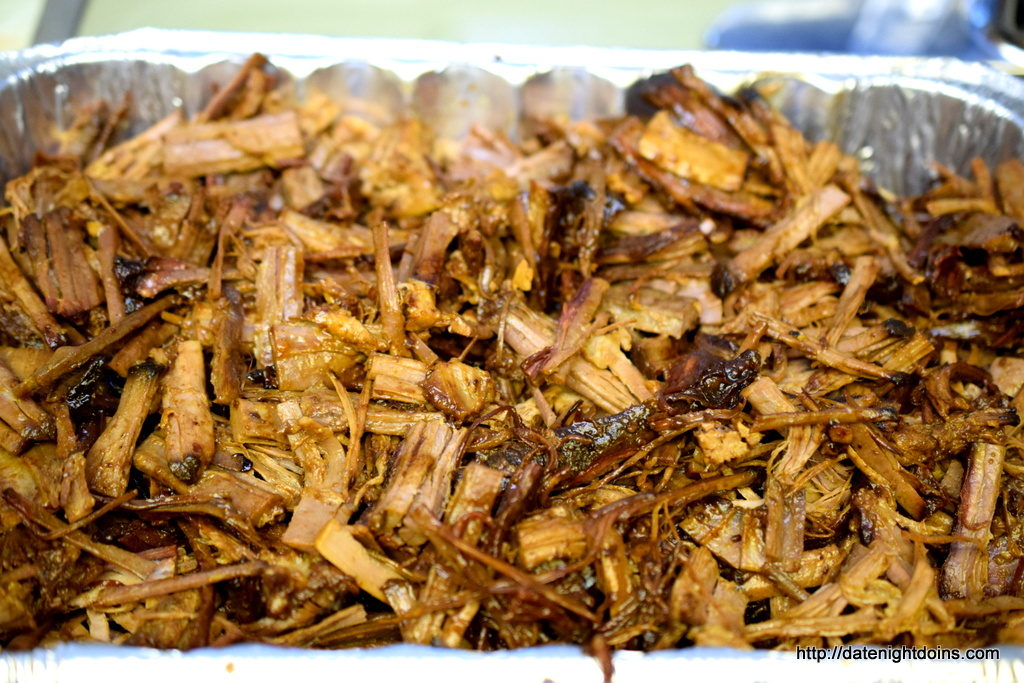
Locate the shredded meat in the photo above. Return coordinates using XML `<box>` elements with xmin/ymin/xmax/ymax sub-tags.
<box><xmin>1</xmin><ymin>54</ymin><xmax>1023</xmax><ymax>663</ymax></box>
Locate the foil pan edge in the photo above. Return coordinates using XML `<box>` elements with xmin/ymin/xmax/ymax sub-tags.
<box><xmin>1</xmin><ymin>29</ymin><xmax>1023</xmax><ymax>192</ymax></box>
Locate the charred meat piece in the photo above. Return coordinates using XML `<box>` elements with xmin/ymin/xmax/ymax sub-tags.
<box><xmin>659</xmin><ymin>348</ymin><xmax>760</xmax><ymax>411</ymax></box>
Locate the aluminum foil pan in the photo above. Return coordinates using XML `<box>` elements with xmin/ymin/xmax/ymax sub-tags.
<box><xmin>2</xmin><ymin>29</ymin><xmax>1024</xmax><ymax>193</ymax></box>
<box><xmin>3</xmin><ymin>28</ymin><xmax>1024</xmax><ymax>682</ymax></box>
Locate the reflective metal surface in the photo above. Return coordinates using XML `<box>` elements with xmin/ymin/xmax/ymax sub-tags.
<box><xmin>1</xmin><ymin>29</ymin><xmax>1024</xmax><ymax>195</ymax></box>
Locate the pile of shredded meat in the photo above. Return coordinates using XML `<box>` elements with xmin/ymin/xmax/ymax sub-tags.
<box><xmin>3</xmin><ymin>54</ymin><xmax>1024</xmax><ymax>665</ymax></box>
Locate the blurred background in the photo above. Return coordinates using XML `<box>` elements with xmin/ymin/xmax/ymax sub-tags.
<box><xmin>0</xmin><ymin>0</ymin><xmax>737</xmax><ymax>51</ymax></box>
<box><xmin>0</xmin><ymin>0</ymin><xmax>1018</xmax><ymax>62</ymax></box>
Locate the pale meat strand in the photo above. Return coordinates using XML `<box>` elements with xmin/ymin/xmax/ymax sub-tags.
<box><xmin>504</xmin><ymin>303</ymin><xmax>637</xmax><ymax>413</ymax></box>
<box><xmin>730</xmin><ymin>184</ymin><xmax>850</xmax><ymax>283</ymax></box>
<box><xmin>85</xmin><ymin>361</ymin><xmax>163</xmax><ymax>497</ymax></box>
<box><xmin>941</xmin><ymin>442</ymin><xmax>1006</xmax><ymax>599</ymax></box>
<box><xmin>755</xmin><ymin>312</ymin><xmax>894</xmax><ymax>381</ymax></box>
<box><xmin>823</xmin><ymin>255</ymin><xmax>879</xmax><ymax>347</ymax></box>
<box><xmin>373</xmin><ymin>222</ymin><xmax>407</xmax><ymax>356</ymax></box>
<box><xmin>742</xmin><ymin>376</ymin><xmax>822</xmax><ymax>483</ymax></box>
<box><xmin>96</xmin><ymin>224</ymin><xmax>125</xmax><ymax>324</ymax></box>
<box><xmin>91</xmin><ymin>561</ymin><xmax>266</xmax><ymax>607</ymax></box>
<box><xmin>161</xmin><ymin>340</ymin><xmax>215</xmax><ymax>483</ymax></box>
<box><xmin>253</xmin><ymin>245</ymin><xmax>304</xmax><ymax>367</ymax></box>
